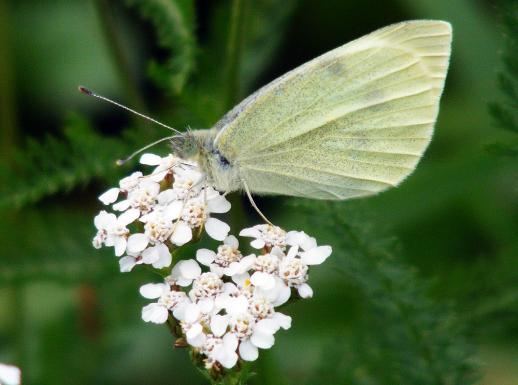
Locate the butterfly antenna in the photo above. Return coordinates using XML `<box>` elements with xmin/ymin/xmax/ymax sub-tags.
<box><xmin>78</xmin><ymin>86</ymin><xmax>183</xmax><ymax>136</ymax></box>
<box><xmin>116</xmin><ymin>135</ymin><xmax>180</xmax><ymax>166</ymax></box>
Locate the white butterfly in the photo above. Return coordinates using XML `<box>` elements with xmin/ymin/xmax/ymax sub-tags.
<box><xmin>83</xmin><ymin>20</ymin><xmax>452</xmax><ymax>204</ymax></box>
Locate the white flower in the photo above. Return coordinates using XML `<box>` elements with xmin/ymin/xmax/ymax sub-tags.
<box><xmin>255</xmin><ymin>276</ymin><xmax>292</xmax><ymax>306</ymax></box>
<box><xmin>119</xmin><ymin>171</ymin><xmax>144</xmax><ymax>192</ymax></box>
<box><xmin>286</xmin><ymin>230</ymin><xmax>332</xmax><ymax>265</ymax></box>
<box><xmin>196</xmin><ymin>236</ymin><xmax>255</xmax><ymax>277</ymax></box>
<box><xmin>239</xmin><ymin>312</ymin><xmax>291</xmax><ymax>361</ymax></box>
<box><xmin>92</xmin><ymin>209</ymin><xmax>139</xmax><ymax>256</ymax></box>
<box><xmin>153</xmin><ymin>188</ymin><xmax>231</xmax><ymax>246</ymax></box>
<box><xmin>191</xmin><ymin>272</ymin><xmax>224</xmax><ymax>300</ymax></box>
<box><xmin>97</xmin><ymin>172</ymin><xmax>145</xmax><ymax>206</ymax></box>
<box><xmin>119</xmin><ymin>243</ymin><xmax>172</xmax><ymax>272</ymax></box>
<box><xmin>140</xmin><ymin>153</ymin><xmax>181</xmax><ymax>182</ymax></box>
<box><xmin>177</xmin><ymin>303</ymin><xmax>206</xmax><ymax>347</ymax></box>
<box><xmin>112</xmin><ymin>179</ymin><xmax>160</xmax><ymax>214</ymax></box>
<box><xmin>98</xmin><ymin>187</ymin><xmax>120</xmax><ymax>205</ymax></box>
<box><xmin>213</xmin><ymin>333</ymin><xmax>239</xmax><ymax>369</ymax></box>
<box><xmin>239</xmin><ymin>224</ymin><xmax>287</xmax><ymax>250</ymax></box>
<box><xmin>179</xmin><ymin>188</ymin><xmax>231</xmax><ymax>242</ymax></box>
<box><xmin>249</xmin><ymin>247</ymin><xmax>283</xmax><ymax>291</ymax></box>
<box><xmin>170</xmin><ymin>259</ymin><xmax>202</xmax><ymax>287</ymax></box>
<box><xmin>140</xmin><ymin>283</ymin><xmax>189</xmax><ymax>324</ymax></box>
<box><xmin>200</xmin><ymin>333</ymin><xmax>239</xmax><ymax>369</ymax></box>
<box><xmin>127</xmin><ymin>204</ymin><xmax>183</xmax><ymax>249</ymax></box>
<box><xmin>92</xmin><ymin>153</ymin><xmax>337</xmax><ymax>369</ymax></box>
<box><xmin>0</xmin><ymin>363</ymin><xmax>21</xmax><ymax>385</ymax></box>
<box><xmin>172</xmin><ymin>166</ymin><xmax>204</xmax><ymax>200</ymax></box>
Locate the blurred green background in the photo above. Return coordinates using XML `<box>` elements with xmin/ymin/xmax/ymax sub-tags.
<box><xmin>1</xmin><ymin>0</ymin><xmax>517</xmax><ymax>384</ymax></box>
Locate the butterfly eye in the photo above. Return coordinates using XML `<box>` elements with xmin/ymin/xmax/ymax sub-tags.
<box><xmin>213</xmin><ymin>150</ymin><xmax>230</xmax><ymax>168</ymax></box>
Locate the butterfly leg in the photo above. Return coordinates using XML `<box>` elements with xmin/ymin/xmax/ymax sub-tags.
<box><xmin>241</xmin><ymin>179</ymin><xmax>273</xmax><ymax>225</ymax></box>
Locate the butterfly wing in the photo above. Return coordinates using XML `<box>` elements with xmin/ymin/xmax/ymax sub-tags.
<box><xmin>213</xmin><ymin>20</ymin><xmax>452</xmax><ymax>199</ymax></box>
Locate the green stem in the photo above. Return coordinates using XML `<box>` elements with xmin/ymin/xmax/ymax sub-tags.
<box><xmin>94</xmin><ymin>0</ymin><xmax>146</xmax><ymax>111</ymax></box>
<box><xmin>224</xmin><ymin>0</ymin><xmax>246</xmax><ymax>109</ymax></box>
<box><xmin>0</xmin><ymin>0</ymin><xmax>18</xmax><ymax>163</ymax></box>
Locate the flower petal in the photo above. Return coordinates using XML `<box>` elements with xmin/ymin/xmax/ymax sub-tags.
<box><xmin>231</xmin><ymin>272</ymin><xmax>250</xmax><ymax>287</ymax></box>
<box><xmin>142</xmin><ymin>303</ymin><xmax>168</xmax><ymax>324</ymax></box>
<box><xmin>297</xmin><ymin>283</ymin><xmax>313</xmax><ymax>298</ymax></box>
<box><xmin>250</xmin><ymin>272</ymin><xmax>276</xmax><ymax>290</ymax></box>
<box><xmin>184</xmin><ymin>303</ymin><xmax>201</xmax><ymax>324</ymax></box>
<box><xmin>139</xmin><ymin>153</ymin><xmax>162</xmax><ymax>166</ymax></box>
<box><xmin>165</xmin><ymin>200</ymin><xmax>183</xmax><ymax>220</ymax></box>
<box><xmin>112</xmin><ymin>199</ymin><xmax>130</xmax><ymax>211</ymax></box>
<box><xmin>239</xmin><ymin>227</ymin><xmax>261</xmax><ymax>238</ymax></box>
<box><xmin>239</xmin><ymin>339</ymin><xmax>259</xmax><ymax>361</ymax></box>
<box><xmin>118</xmin><ymin>208</ymin><xmax>140</xmax><ymax>226</ymax></box>
<box><xmin>119</xmin><ymin>256</ymin><xmax>136</xmax><ymax>272</ymax></box>
<box><xmin>205</xmin><ymin>218</ymin><xmax>230</xmax><ymax>241</ymax></box>
<box><xmin>139</xmin><ymin>283</ymin><xmax>166</xmax><ymax>299</ymax></box>
<box><xmin>186</xmin><ymin>322</ymin><xmax>203</xmax><ymax>340</ymax></box>
<box><xmin>98</xmin><ymin>187</ymin><xmax>120</xmax><ymax>205</ymax></box>
<box><xmin>272</xmin><ymin>312</ymin><xmax>292</xmax><ymax>330</ymax></box>
<box><xmin>170</xmin><ymin>221</ymin><xmax>192</xmax><ymax>246</ymax></box>
<box><xmin>198</xmin><ymin>297</ymin><xmax>215</xmax><ymax>314</ymax></box>
<box><xmin>224</xmin><ymin>235</ymin><xmax>239</xmax><ymax>248</ymax></box>
<box><xmin>250</xmin><ymin>239</ymin><xmax>265</xmax><ymax>249</ymax></box>
<box><xmin>94</xmin><ymin>211</ymin><xmax>116</xmax><ymax>229</ymax></box>
<box><xmin>210</xmin><ymin>314</ymin><xmax>229</xmax><ymax>337</ymax></box>
<box><xmin>300</xmin><ymin>245</ymin><xmax>332</xmax><ymax>265</ymax></box>
<box><xmin>186</xmin><ymin>325</ymin><xmax>205</xmax><ymax>347</ymax></box>
<box><xmin>179</xmin><ymin>259</ymin><xmax>202</xmax><ymax>280</ymax></box>
<box><xmin>217</xmin><ymin>350</ymin><xmax>238</xmax><ymax>369</ymax></box>
<box><xmin>126</xmin><ymin>233</ymin><xmax>148</xmax><ymax>253</ymax></box>
<box><xmin>223</xmin><ymin>332</ymin><xmax>239</xmax><ymax>351</ymax></box>
<box><xmin>226</xmin><ymin>295</ymin><xmax>249</xmax><ymax>316</ymax></box>
<box><xmin>251</xmin><ymin>330</ymin><xmax>275</xmax><ymax>349</ymax></box>
<box><xmin>141</xmin><ymin>247</ymin><xmax>160</xmax><ymax>264</ymax></box>
<box><xmin>196</xmin><ymin>248</ymin><xmax>216</xmax><ymax>266</ymax></box>
<box><xmin>255</xmin><ymin>318</ymin><xmax>280</xmax><ymax>334</ymax></box>
<box><xmin>207</xmin><ymin>194</ymin><xmax>231</xmax><ymax>213</ymax></box>
<box><xmin>114</xmin><ymin>237</ymin><xmax>127</xmax><ymax>257</ymax></box>
<box><xmin>152</xmin><ymin>244</ymin><xmax>172</xmax><ymax>269</ymax></box>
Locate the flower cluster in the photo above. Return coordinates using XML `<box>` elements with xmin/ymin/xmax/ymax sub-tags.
<box><xmin>93</xmin><ymin>153</ymin><xmax>332</xmax><ymax>373</ymax></box>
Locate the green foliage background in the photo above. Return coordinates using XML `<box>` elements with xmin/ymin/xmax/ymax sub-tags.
<box><xmin>0</xmin><ymin>0</ymin><xmax>517</xmax><ymax>384</ymax></box>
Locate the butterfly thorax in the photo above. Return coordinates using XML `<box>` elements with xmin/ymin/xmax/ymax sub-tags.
<box><xmin>179</xmin><ymin>129</ymin><xmax>242</xmax><ymax>193</ymax></box>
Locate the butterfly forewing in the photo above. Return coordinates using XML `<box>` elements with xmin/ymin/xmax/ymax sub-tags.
<box><xmin>213</xmin><ymin>20</ymin><xmax>452</xmax><ymax>199</ymax></box>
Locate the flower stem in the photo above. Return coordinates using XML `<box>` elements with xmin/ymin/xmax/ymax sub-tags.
<box><xmin>224</xmin><ymin>0</ymin><xmax>247</xmax><ymax>109</ymax></box>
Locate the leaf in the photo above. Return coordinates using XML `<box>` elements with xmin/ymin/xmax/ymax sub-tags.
<box><xmin>0</xmin><ymin>114</ymin><xmax>128</xmax><ymax>211</ymax></box>
<box><xmin>291</xmin><ymin>201</ymin><xmax>477</xmax><ymax>385</ymax></box>
<box><xmin>126</xmin><ymin>0</ymin><xmax>197</xmax><ymax>95</ymax></box>
<box><xmin>489</xmin><ymin>0</ymin><xmax>518</xmax><ymax>152</ymax></box>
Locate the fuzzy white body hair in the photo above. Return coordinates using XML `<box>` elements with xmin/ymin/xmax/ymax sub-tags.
<box><xmin>190</xmin><ymin>129</ymin><xmax>243</xmax><ymax>193</ymax></box>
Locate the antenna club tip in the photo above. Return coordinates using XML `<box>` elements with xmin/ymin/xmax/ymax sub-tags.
<box><xmin>115</xmin><ymin>159</ymin><xmax>125</xmax><ymax>166</ymax></box>
<box><xmin>78</xmin><ymin>85</ymin><xmax>93</xmax><ymax>95</ymax></box>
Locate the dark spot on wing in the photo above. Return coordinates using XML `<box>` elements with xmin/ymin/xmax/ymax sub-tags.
<box><xmin>327</xmin><ymin>61</ymin><xmax>346</xmax><ymax>77</ymax></box>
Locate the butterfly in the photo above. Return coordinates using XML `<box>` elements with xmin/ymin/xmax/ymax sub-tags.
<box><xmin>82</xmin><ymin>20</ymin><xmax>452</xmax><ymax>205</ymax></box>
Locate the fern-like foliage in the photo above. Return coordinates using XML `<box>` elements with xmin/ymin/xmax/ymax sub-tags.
<box><xmin>488</xmin><ymin>0</ymin><xmax>518</xmax><ymax>155</ymax></box>
<box><xmin>293</xmin><ymin>201</ymin><xmax>477</xmax><ymax>385</ymax></box>
<box><xmin>0</xmin><ymin>115</ymin><xmax>130</xmax><ymax>211</ymax></box>
<box><xmin>126</xmin><ymin>0</ymin><xmax>197</xmax><ymax>95</ymax></box>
